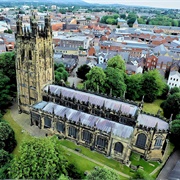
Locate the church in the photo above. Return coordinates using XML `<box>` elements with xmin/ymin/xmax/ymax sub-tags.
<box><xmin>15</xmin><ymin>15</ymin><xmax>169</xmax><ymax>164</ymax></box>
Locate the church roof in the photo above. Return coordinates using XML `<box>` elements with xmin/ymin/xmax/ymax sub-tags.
<box><xmin>33</xmin><ymin>101</ymin><xmax>134</xmax><ymax>139</ymax></box>
<box><xmin>43</xmin><ymin>85</ymin><xmax>138</xmax><ymax>117</ymax></box>
<box><xmin>133</xmin><ymin>19</ymin><xmax>138</xmax><ymax>25</ymax></box>
<box><xmin>137</xmin><ymin>114</ymin><xmax>169</xmax><ymax>130</ymax></box>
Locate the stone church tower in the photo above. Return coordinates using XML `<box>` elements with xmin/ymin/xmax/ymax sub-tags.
<box><xmin>15</xmin><ymin>14</ymin><xmax>54</xmax><ymax>113</ymax></box>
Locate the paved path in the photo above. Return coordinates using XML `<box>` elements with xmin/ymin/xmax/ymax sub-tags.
<box><xmin>10</xmin><ymin>103</ymin><xmax>48</xmax><ymax>137</ymax></box>
<box><xmin>61</xmin><ymin>146</ymin><xmax>130</xmax><ymax>178</ymax></box>
<box><xmin>157</xmin><ymin>150</ymin><xmax>180</xmax><ymax>180</ymax></box>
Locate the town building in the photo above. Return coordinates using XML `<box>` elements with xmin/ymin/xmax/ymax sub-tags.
<box><xmin>167</xmin><ymin>71</ymin><xmax>180</xmax><ymax>88</ymax></box>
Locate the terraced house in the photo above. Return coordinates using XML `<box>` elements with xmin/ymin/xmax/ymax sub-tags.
<box><xmin>16</xmin><ymin>15</ymin><xmax>170</xmax><ymax>164</ymax></box>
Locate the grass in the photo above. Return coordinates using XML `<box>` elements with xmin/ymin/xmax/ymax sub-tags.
<box><xmin>3</xmin><ymin>110</ymin><xmax>31</xmax><ymax>156</ymax></box>
<box><xmin>130</xmin><ymin>152</ymin><xmax>159</xmax><ymax>174</ymax></box>
<box><xmin>142</xmin><ymin>99</ymin><xmax>164</xmax><ymax>116</ymax></box>
<box><xmin>59</xmin><ymin>139</ymin><xmax>133</xmax><ymax>176</ymax></box>
<box><xmin>63</xmin><ymin>150</ymin><xmax>99</xmax><ymax>172</ymax></box>
<box><xmin>77</xmin><ymin>82</ymin><xmax>84</xmax><ymax>90</ymax></box>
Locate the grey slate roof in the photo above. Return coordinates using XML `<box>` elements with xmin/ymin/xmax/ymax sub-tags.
<box><xmin>158</xmin><ymin>56</ymin><xmax>173</xmax><ymax>64</ymax></box>
<box><xmin>137</xmin><ymin>114</ymin><xmax>169</xmax><ymax>131</ymax></box>
<box><xmin>43</xmin><ymin>85</ymin><xmax>138</xmax><ymax>117</ymax></box>
<box><xmin>33</xmin><ymin>101</ymin><xmax>134</xmax><ymax>139</ymax></box>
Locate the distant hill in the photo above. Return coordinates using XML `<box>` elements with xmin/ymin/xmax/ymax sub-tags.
<box><xmin>0</xmin><ymin>0</ymin><xmax>89</xmax><ymax>5</ymax></box>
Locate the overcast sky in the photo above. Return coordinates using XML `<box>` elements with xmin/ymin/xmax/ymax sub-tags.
<box><xmin>83</xmin><ymin>0</ymin><xmax>180</xmax><ymax>9</ymax></box>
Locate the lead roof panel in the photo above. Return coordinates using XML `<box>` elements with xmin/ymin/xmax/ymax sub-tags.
<box><xmin>32</xmin><ymin>101</ymin><xmax>134</xmax><ymax>139</ymax></box>
<box><xmin>44</xmin><ymin>85</ymin><xmax>138</xmax><ymax>117</ymax></box>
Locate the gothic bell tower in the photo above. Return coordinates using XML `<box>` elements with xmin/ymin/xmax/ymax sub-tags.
<box><xmin>15</xmin><ymin>14</ymin><xmax>54</xmax><ymax>113</ymax></box>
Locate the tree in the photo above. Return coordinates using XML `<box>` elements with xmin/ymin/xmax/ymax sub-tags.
<box><xmin>131</xmin><ymin>169</ymin><xmax>154</xmax><ymax>180</ymax></box>
<box><xmin>104</xmin><ymin>67</ymin><xmax>126</xmax><ymax>97</ymax></box>
<box><xmin>85</xmin><ymin>67</ymin><xmax>106</xmax><ymax>93</ymax></box>
<box><xmin>0</xmin><ymin>149</ymin><xmax>12</xmax><ymax>179</ymax></box>
<box><xmin>125</xmin><ymin>74</ymin><xmax>143</xmax><ymax>101</ymax></box>
<box><xmin>76</xmin><ymin>64</ymin><xmax>91</xmax><ymax>81</ymax></box>
<box><xmin>0</xmin><ymin>122</ymin><xmax>16</xmax><ymax>153</ymax></box>
<box><xmin>54</xmin><ymin>63</ymin><xmax>68</xmax><ymax>85</ymax></box>
<box><xmin>0</xmin><ymin>52</ymin><xmax>16</xmax><ymax>98</ymax></box>
<box><xmin>161</xmin><ymin>92</ymin><xmax>180</xmax><ymax>119</ymax></box>
<box><xmin>0</xmin><ymin>71</ymin><xmax>12</xmax><ymax>109</ymax></box>
<box><xmin>9</xmin><ymin>137</ymin><xmax>68</xmax><ymax>179</ymax></box>
<box><xmin>159</xmin><ymin>84</ymin><xmax>170</xmax><ymax>100</ymax></box>
<box><xmin>141</xmin><ymin>70</ymin><xmax>166</xmax><ymax>102</ymax></box>
<box><xmin>169</xmin><ymin>115</ymin><xmax>180</xmax><ymax>147</ymax></box>
<box><xmin>87</xmin><ymin>167</ymin><xmax>120</xmax><ymax>180</ymax></box>
<box><xmin>117</xmin><ymin>25</ymin><xmax>120</xmax><ymax>28</ymax></box>
<box><xmin>170</xmin><ymin>87</ymin><xmax>180</xmax><ymax>95</ymax></box>
<box><xmin>127</xmin><ymin>17</ymin><xmax>136</xmax><ymax>27</ymax></box>
<box><xmin>4</xmin><ymin>29</ymin><xmax>13</xmax><ymax>34</ymax></box>
<box><xmin>66</xmin><ymin>163</ymin><xmax>83</xmax><ymax>179</ymax></box>
<box><xmin>120</xmin><ymin>14</ymin><xmax>126</xmax><ymax>19</ymax></box>
<box><xmin>107</xmin><ymin>55</ymin><xmax>125</xmax><ymax>72</ymax></box>
<box><xmin>0</xmin><ymin>149</ymin><xmax>12</xmax><ymax>168</ymax></box>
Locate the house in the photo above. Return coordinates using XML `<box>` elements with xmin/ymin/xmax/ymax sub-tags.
<box><xmin>53</xmin><ymin>54</ymin><xmax>78</xmax><ymax>72</ymax></box>
<box><xmin>126</xmin><ymin>61</ymin><xmax>143</xmax><ymax>75</ymax></box>
<box><xmin>0</xmin><ymin>44</ymin><xmax>6</xmax><ymax>53</ymax></box>
<box><xmin>117</xmin><ymin>18</ymin><xmax>129</xmax><ymax>28</ymax></box>
<box><xmin>167</xmin><ymin>71</ymin><xmax>180</xmax><ymax>88</ymax></box>
<box><xmin>145</xmin><ymin>54</ymin><xmax>158</xmax><ymax>70</ymax></box>
<box><xmin>156</xmin><ymin>56</ymin><xmax>173</xmax><ymax>72</ymax></box>
<box><xmin>54</xmin><ymin>46</ymin><xmax>79</xmax><ymax>55</ymax></box>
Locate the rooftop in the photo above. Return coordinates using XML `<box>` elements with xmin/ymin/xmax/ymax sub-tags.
<box><xmin>137</xmin><ymin>114</ymin><xmax>169</xmax><ymax>131</ymax></box>
<box><xmin>43</xmin><ymin>85</ymin><xmax>139</xmax><ymax>117</ymax></box>
<box><xmin>33</xmin><ymin>101</ymin><xmax>134</xmax><ymax>139</ymax></box>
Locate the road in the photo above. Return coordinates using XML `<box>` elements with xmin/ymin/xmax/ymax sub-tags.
<box><xmin>157</xmin><ymin>150</ymin><xmax>180</xmax><ymax>180</ymax></box>
<box><xmin>68</xmin><ymin>56</ymin><xmax>87</xmax><ymax>87</ymax></box>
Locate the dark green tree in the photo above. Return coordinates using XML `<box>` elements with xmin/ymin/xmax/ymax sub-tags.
<box><xmin>0</xmin><ymin>52</ymin><xmax>16</xmax><ymax>98</ymax></box>
<box><xmin>120</xmin><ymin>14</ymin><xmax>126</xmax><ymax>19</ymax></box>
<box><xmin>9</xmin><ymin>137</ymin><xmax>68</xmax><ymax>179</ymax></box>
<box><xmin>141</xmin><ymin>70</ymin><xmax>166</xmax><ymax>102</ymax></box>
<box><xmin>0</xmin><ymin>122</ymin><xmax>17</xmax><ymax>153</ymax></box>
<box><xmin>161</xmin><ymin>93</ymin><xmax>180</xmax><ymax>119</ymax></box>
<box><xmin>170</xmin><ymin>87</ymin><xmax>180</xmax><ymax>95</ymax></box>
<box><xmin>66</xmin><ymin>163</ymin><xmax>83</xmax><ymax>179</ymax></box>
<box><xmin>0</xmin><ymin>71</ymin><xmax>12</xmax><ymax>109</ymax></box>
<box><xmin>0</xmin><ymin>149</ymin><xmax>12</xmax><ymax>168</ymax></box>
<box><xmin>87</xmin><ymin>167</ymin><xmax>120</xmax><ymax>180</ymax></box>
<box><xmin>76</xmin><ymin>64</ymin><xmax>91</xmax><ymax>81</ymax></box>
<box><xmin>0</xmin><ymin>149</ymin><xmax>12</xmax><ymax>179</ymax></box>
<box><xmin>159</xmin><ymin>84</ymin><xmax>170</xmax><ymax>100</ymax></box>
<box><xmin>54</xmin><ymin>63</ymin><xmax>68</xmax><ymax>85</ymax></box>
<box><xmin>169</xmin><ymin>115</ymin><xmax>180</xmax><ymax>147</ymax></box>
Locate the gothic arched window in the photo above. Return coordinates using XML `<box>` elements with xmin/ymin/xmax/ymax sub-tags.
<box><xmin>154</xmin><ymin>137</ymin><xmax>162</xmax><ymax>148</ymax></box>
<box><xmin>136</xmin><ymin>133</ymin><xmax>147</xmax><ymax>149</ymax></box>
<box><xmin>114</xmin><ymin>142</ymin><xmax>123</xmax><ymax>153</ymax></box>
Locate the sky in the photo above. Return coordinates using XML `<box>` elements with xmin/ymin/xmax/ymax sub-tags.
<box><xmin>83</xmin><ymin>0</ymin><xmax>180</xmax><ymax>9</ymax></box>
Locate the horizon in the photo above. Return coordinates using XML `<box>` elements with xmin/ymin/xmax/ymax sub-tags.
<box><xmin>83</xmin><ymin>0</ymin><xmax>180</xmax><ymax>9</ymax></box>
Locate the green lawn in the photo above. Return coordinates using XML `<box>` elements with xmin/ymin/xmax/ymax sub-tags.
<box><xmin>59</xmin><ymin>140</ymin><xmax>133</xmax><ymax>176</ymax></box>
<box><xmin>130</xmin><ymin>152</ymin><xmax>159</xmax><ymax>174</ymax></box>
<box><xmin>142</xmin><ymin>99</ymin><xmax>164</xmax><ymax>116</ymax></box>
<box><xmin>77</xmin><ymin>82</ymin><xmax>84</xmax><ymax>90</ymax></box>
<box><xmin>3</xmin><ymin>110</ymin><xmax>31</xmax><ymax>156</ymax></box>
